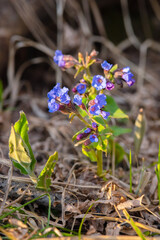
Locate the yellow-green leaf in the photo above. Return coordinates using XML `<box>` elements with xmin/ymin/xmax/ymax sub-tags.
<box><xmin>9</xmin><ymin>125</ymin><xmax>32</xmax><ymax>175</ymax></box>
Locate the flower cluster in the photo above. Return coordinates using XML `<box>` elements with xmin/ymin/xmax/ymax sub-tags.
<box><xmin>76</xmin><ymin>123</ymin><xmax>98</xmax><ymax>144</ymax></box>
<box><xmin>48</xmin><ymin>50</ymin><xmax>135</xmax><ymax>147</ymax></box>
<box><xmin>91</xmin><ymin>60</ymin><xmax>135</xmax><ymax>91</ymax></box>
<box><xmin>89</xmin><ymin>94</ymin><xmax>110</xmax><ymax>120</ymax></box>
<box><xmin>48</xmin><ymin>83</ymin><xmax>71</xmax><ymax>113</ymax></box>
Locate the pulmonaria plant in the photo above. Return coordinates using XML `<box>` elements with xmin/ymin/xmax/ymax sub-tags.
<box><xmin>48</xmin><ymin>50</ymin><xmax>135</xmax><ymax>176</ymax></box>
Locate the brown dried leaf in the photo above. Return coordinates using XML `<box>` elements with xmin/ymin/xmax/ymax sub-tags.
<box><xmin>105</xmin><ymin>222</ymin><xmax>121</xmax><ymax>236</ymax></box>
<box><xmin>117</xmin><ymin>195</ymin><xmax>144</xmax><ymax>210</ymax></box>
<box><xmin>9</xmin><ymin>218</ymin><xmax>28</xmax><ymax>229</ymax></box>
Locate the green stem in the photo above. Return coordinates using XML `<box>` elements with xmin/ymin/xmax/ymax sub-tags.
<box><xmin>76</xmin><ymin>112</ymin><xmax>91</xmax><ymax>128</ymax></box>
<box><xmin>97</xmin><ymin>150</ymin><xmax>103</xmax><ymax>176</ymax></box>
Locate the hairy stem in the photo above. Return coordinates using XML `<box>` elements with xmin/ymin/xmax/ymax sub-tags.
<box><xmin>97</xmin><ymin>150</ymin><xmax>103</xmax><ymax>176</ymax></box>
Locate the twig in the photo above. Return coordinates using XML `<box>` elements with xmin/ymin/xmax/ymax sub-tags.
<box><xmin>120</xmin><ymin>0</ymin><xmax>141</xmax><ymax>49</ymax></box>
<box><xmin>0</xmin><ymin>160</ymin><xmax>13</xmax><ymax>215</ymax></box>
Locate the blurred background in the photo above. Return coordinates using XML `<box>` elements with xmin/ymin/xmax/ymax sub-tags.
<box><xmin>0</xmin><ymin>0</ymin><xmax>160</xmax><ymax>162</ymax></box>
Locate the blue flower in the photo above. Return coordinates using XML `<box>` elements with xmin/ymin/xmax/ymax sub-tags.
<box><xmin>47</xmin><ymin>84</ymin><xmax>70</xmax><ymax>113</ymax></box>
<box><xmin>90</xmin><ymin>134</ymin><xmax>98</xmax><ymax>143</ymax></box>
<box><xmin>47</xmin><ymin>83</ymin><xmax>61</xmax><ymax>100</ymax></box>
<box><xmin>53</xmin><ymin>50</ymin><xmax>63</xmax><ymax>64</ymax></box>
<box><xmin>84</xmin><ymin>128</ymin><xmax>92</xmax><ymax>134</ymax></box>
<box><xmin>92</xmin><ymin>75</ymin><xmax>106</xmax><ymax>90</ymax></box>
<box><xmin>101</xmin><ymin>60</ymin><xmax>113</xmax><ymax>71</ymax></box>
<box><xmin>73</xmin><ymin>94</ymin><xmax>82</xmax><ymax>106</ymax></box>
<box><xmin>76</xmin><ymin>83</ymin><xmax>87</xmax><ymax>94</ymax></box>
<box><xmin>89</xmin><ymin>104</ymin><xmax>101</xmax><ymax>115</ymax></box>
<box><xmin>106</xmin><ymin>81</ymin><xmax>114</xmax><ymax>90</ymax></box>
<box><xmin>53</xmin><ymin>50</ymin><xmax>65</xmax><ymax>68</ymax></box>
<box><xmin>95</xmin><ymin>94</ymin><xmax>107</xmax><ymax>108</ymax></box>
<box><xmin>92</xmin><ymin>122</ymin><xmax>98</xmax><ymax>129</ymax></box>
<box><xmin>48</xmin><ymin>99</ymin><xmax>60</xmax><ymax>113</ymax></box>
<box><xmin>60</xmin><ymin>87</ymin><xmax>70</xmax><ymax>104</ymax></box>
<box><xmin>101</xmin><ymin>111</ymin><xmax>110</xmax><ymax>120</ymax></box>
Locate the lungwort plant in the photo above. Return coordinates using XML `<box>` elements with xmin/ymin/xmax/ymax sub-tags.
<box><xmin>48</xmin><ymin>50</ymin><xmax>135</xmax><ymax>176</ymax></box>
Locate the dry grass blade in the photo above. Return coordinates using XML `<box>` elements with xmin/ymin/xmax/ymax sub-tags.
<box><xmin>10</xmin><ymin>0</ymin><xmax>55</xmax><ymax>49</ymax></box>
<box><xmin>94</xmin><ymin>215</ymin><xmax>160</xmax><ymax>235</ymax></box>
<box><xmin>33</xmin><ymin>237</ymin><xmax>160</xmax><ymax>240</ymax></box>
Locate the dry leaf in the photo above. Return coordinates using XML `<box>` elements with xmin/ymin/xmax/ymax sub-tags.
<box><xmin>117</xmin><ymin>195</ymin><xmax>144</xmax><ymax>210</ymax></box>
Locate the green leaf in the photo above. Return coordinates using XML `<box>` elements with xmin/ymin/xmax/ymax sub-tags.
<box><xmin>9</xmin><ymin>126</ymin><xmax>37</xmax><ymax>183</ymax></box>
<box><xmin>36</xmin><ymin>152</ymin><xmax>58</xmax><ymax>191</ymax></box>
<box><xmin>78</xmin><ymin>107</ymin><xmax>88</xmax><ymax>118</ymax></box>
<box><xmin>9</xmin><ymin>112</ymin><xmax>37</xmax><ymax>183</ymax></box>
<box><xmin>110</xmin><ymin>126</ymin><xmax>131</xmax><ymax>136</ymax></box>
<box><xmin>82</xmin><ymin>146</ymin><xmax>97</xmax><ymax>162</ymax></box>
<box><xmin>72</xmin><ymin>127</ymin><xmax>87</xmax><ymax>141</ymax></box>
<box><xmin>104</xmin><ymin>95</ymin><xmax>128</xmax><ymax>119</ymax></box>
<box><xmin>98</xmin><ymin>138</ymin><xmax>108</xmax><ymax>152</ymax></box>
<box><xmin>93</xmin><ymin>116</ymin><xmax>106</xmax><ymax>125</ymax></box>
<box><xmin>110</xmin><ymin>64</ymin><xmax>118</xmax><ymax>73</ymax></box>
<box><xmin>14</xmin><ymin>111</ymin><xmax>36</xmax><ymax>171</ymax></box>
<box><xmin>134</xmin><ymin>108</ymin><xmax>146</xmax><ymax>156</ymax></box>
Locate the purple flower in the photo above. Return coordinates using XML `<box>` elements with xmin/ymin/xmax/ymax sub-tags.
<box><xmin>106</xmin><ymin>81</ymin><xmax>114</xmax><ymax>90</ymax></box>
<box><xmin>92</xmin><ymin>75</ymin><xmax>106</xmax><ymax>90</ymax></box>
<box><xmin>48</xmin><ymin>99</ymin><xmax>60</xmax><ymax>113</ymax></box>
<box><xmin>101</xmin><ymin>111</ymin><xmax>110</xmax><ymax>120</ymax></box>
<box><xmin>101</xmin><ymin>60</ymin><xmax>113</xmax><ymax>71</ymax></box>
<box><xmin>90</xmin><ymin>134</ymin><xmax>98</xmax><ymax>143</ymax></box>
<box><xmin>73</xmin><ymin>94</ymin><xmax>82</xmax><ymax>106</ymax></box>
<box><xmin>92</xmin><ymin>122</ymin><xmax>98</xmax><ymax>129</ymax></box>
<box><xmin>95</xmin><ymin>94</ymin><xmax>107</xmax><ymax>108</ymax></box>
<box><xmin>84</xmin><ymin>128</ymin><xmax>92</xmax><ymax>134</ymax></box>
<box><xmin>76</xmin><ymin>83</ymin><xmax>86</xmax><ymax>94</ymax></box>
<box><xmin>53</xmin><ymin>50</ymin><xmax>65</xmax><ymax>68</ymax></box>
<box><xmin>122</xmin><ymin>67</ymin><xmax>134</xmax><ymax>86</ymax></box>
<box><xmin>89</xmin><ymin>104</ymin><xmax>101</xmax><ymax>115</ymax></box>
<box><xmin>127</xmin><ymin>78</ymin><xmax>135</xmax><ymax>86</ymax></box>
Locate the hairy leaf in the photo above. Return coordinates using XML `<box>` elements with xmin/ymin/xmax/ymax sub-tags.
<box><xmin>104</xmin><ymin>95</ymin><xmax>128</xmax><ymax>119</ymax></box>
<box><xmin>110</xmin><ymin>125</ymin><xmax>131</xmax><ymax>136</ymax></box>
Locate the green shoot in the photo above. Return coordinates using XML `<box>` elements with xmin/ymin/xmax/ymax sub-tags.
<box><xmin>123</xmin><ymin>209</ymin><xmax>146</xmax><ymax>240</ymax></box>
<box><xmin>78</xmin><ymin>203</ymin><xmax>94</xmax><ymax>239</ymax></box>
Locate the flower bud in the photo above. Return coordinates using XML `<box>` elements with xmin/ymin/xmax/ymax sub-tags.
<box><xmin>84</xmin><ymin>139</ymin><xmax>91</xmax><ymax>146</ymax></box>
